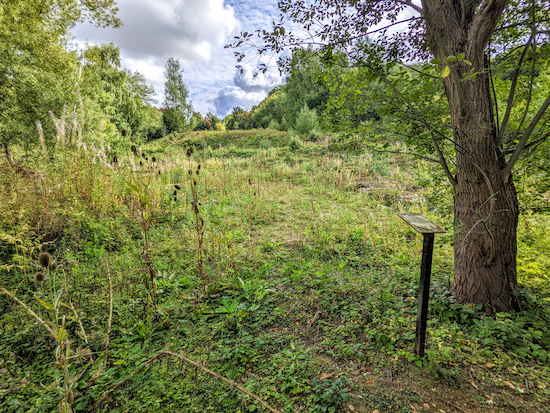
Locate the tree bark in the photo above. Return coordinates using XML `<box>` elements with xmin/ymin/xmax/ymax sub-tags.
<box><xmin>423</xmin><ymin>0</ymin><xmax>519</xmax><ymax>311</ymax></box>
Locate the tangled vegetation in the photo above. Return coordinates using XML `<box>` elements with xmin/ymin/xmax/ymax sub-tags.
<box><xmin>1</xmin><ymin>130</ymin><xmax>549</xmax><ymax>412</ymax></box>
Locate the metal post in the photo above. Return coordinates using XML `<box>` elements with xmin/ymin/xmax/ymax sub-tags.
<box><xmin>397</xmin><ymin>213</ymin><xmax>445</xmax><ymax>360</ymax></box>
<box><xmin>415</xmin><ymin>233</ymin><xmax>434</xmax><ymax>357</ymax></box>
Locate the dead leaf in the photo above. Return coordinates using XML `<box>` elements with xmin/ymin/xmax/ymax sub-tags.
<box><xmin>365</xmin><ymin>378</ymin><xmax>375</xmax><ymax>385</ymax></box>
<box><xmin>423</xmin><ymin>403</ymin><xmax>431</xmax><ymax>410</ymax></box>
<box><xmin>349</xmin><ymin>405</ymin><xmax>355</xmax><ymax>412</ymax></box>
<box><xmin>319</xmin><ymin>373</ymin><xmax>334</xmax><ymax>380</ymax></box>
<box><xmin>486</xmin><ymin>362</ymin><xmax>495</xmax><ymax>369</ymax></box>
<box><xmin>504</xmin><ymin>380</ymin><xmax>515</xmax><ymax>390</ymax></box>
<box><xmin>372</xmin><ymin>410</ymin><xmax>380</xmax><ymax>413</ymax></box>
<box><xmin>410</xmin><ymin>404</ymin><xmax>418</xmax><ymax>413</ymax></box>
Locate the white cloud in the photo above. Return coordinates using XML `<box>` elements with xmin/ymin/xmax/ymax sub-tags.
<box><xmin>212</xmin><ymin>59</ymin><xmax>284</xmax><ymax>117</ymax></box>
<box><xmin>74</xmin><ymin>0</ymin><xmax>238</xmax><ymax>64</ymax></box>
<box><xmin>213</xmin><ymin>86</ymin><xmax>267</xmax><ymax>117</ymax></box>
<box><xmin>233</xmin><ymin>64</ymin><xmax>281</xmax><ymax>93</ymax></box>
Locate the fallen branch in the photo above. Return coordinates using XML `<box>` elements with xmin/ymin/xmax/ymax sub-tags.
<box><xmin>104</xmin><ymin>260</ymin><xmax>114</xmax><ymax>349</ymax></box>
<box><xmin>434</xmin><ymin>396</ymin><xmax>469</xmax><ymax>413</ymax></box>
<box><xmin>97</xmin><ymin>350</ymin><xmax>282</xmax><ymax>413</ymax></box>
<box><xmin>0</xmin><ymin>286</ymin><xmax>56</xmax><ymax>338</ymax></box>
<box><xmin>307</xmin><ymin>303</ymin><xmax>322</xmax><ymax>330</ymax></box>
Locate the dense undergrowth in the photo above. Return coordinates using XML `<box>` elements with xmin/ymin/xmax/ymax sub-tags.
<box><xmin>1</xmin><ymin>129</ymin><xmax>549</xmax><ymax>413</ymax></box>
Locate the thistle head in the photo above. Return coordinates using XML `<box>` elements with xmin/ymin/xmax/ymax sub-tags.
<box><xmin>35</xmin><ymin>272</ymin><xmax>45</xmax><ymax>282</ymax></box>
<box><xmin>38</xmin><ymin>252</ymin><xmax>52</xmax><ymax>268</ymax></box>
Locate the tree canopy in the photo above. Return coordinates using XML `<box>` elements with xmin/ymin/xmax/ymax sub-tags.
<box><xmin>163</xmin><ymin>57</ymin><xmax>193</xmax><ymax>133</ymax></box>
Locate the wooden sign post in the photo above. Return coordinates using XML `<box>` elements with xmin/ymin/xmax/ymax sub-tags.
<box><xmin>397</xmin><ymin>213</ymin><xmax>446</xmax><ymax>358</ymax></box>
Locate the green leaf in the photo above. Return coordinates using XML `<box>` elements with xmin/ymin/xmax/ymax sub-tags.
<box><xmin>483</xmin><ymin>349</ymin><xmax>494</xmax><ymax>357</ymax></box>
<box><xmin>75</xmin><ymin>401</ymin><xmax>88</xmax><ymax>410</ymax></box>
<box><xmin>415</xmin><ymin>360</ymin><xmax>422</xmax><ymax>368</ymax></box>
<box><xmin>457</xmin><ymin>53</ymin><xmax>465</xmax><ymax>60</ymax></box>
<box><xmin>34</xmin><ymin>294</ymin><xmax>53</xmax><ymax>310</ymax></box>
<box><xmin>431</xmin><ymin>58</ymin><xmax>441</xmax><ymax>65</ymax></box>
<box><xmin>446</xmin><ymin>55</ymin><xmax>457</xmax><ymax>62</ymax></box>
<box><xmin>440</xmin><ymin>66</ymin><xmax>451</xmax><ymax>78</ymax></box>
<box><xmin>463</xmin><ymin>60</ymin><xmax>472</xmax><ymax>66</ymax></box>
<box><xmin>126</xmin><ymin>182</ymin><xmax>139</xmax><ymax>193</ymax></box>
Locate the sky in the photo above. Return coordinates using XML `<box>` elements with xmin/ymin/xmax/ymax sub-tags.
<box><xmin>72</xmin><ymin>0</ymin><xmax>285</xmax><ymax>117</ymax></box>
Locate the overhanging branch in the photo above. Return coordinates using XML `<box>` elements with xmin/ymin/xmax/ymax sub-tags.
<box><xmin>503</xmin><ymin>92</ymin><xmax>550</xmax><ymax>180</ymax></box>
<box><xmin>431</xmin><ymin>133</ymin><xmax>458</xmax><ymax>187</ymax></box>
<box><xmin>498</xmin><ymin>34</ymin><xmax>534</xmax><ymax>141</ymax></box>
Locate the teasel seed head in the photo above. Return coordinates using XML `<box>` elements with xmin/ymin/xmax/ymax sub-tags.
<box><xmin>158</xmin><ymin>170</ymin><xmax>161</xmax><ymax>175</ymax></box>
<box><xmin>173</xmin><ymin>190</ymin><xmax>177</xmax><ymax>196</ymax></box>
<box><xmin>196</xmin><ymin>169</ymin><xmax>199</xmax><ymax>175</ymax></box>
<box><xmin>152</xmin><ymin>156</ymin><xmax>156</xmax><ymax>162</ymax></box>
<box><xmin>112</xmin><ymin>155</ymin><xmax>118</xmax><ymax>164</ymax></box>
<box><xmin>38</xmin><ymin>252</ymin><xmax>52</xmax><ymax>268</ymax></box>
<box><xmin>186</xmin><ymin>148</ymin><xmax>192</xmax><ymax>157</ymax></box>
<box><xmin>122</xmin><ymin>129</ymin><xmax>127</xmax><ymax>137</ymax></box>
<box><xmin>139</xmin><ymin>161</ymin><xmax>143</xmax><ymax>166</ymax></box>
<box><xmin>131</xmin><ymin>145</ymin><xmax>137</xmax><ymax>153</ymax></box>
<box><xmin>174</xmin><ymin>184</ymin><xmax>181</xmax><ymax>190</ymax></box>
<box><xmin>142</xmin><ymin>152</ymin><xmax>146</xmax><ymax>159</ymax></box>
<box><xmin>188</xmin><ymin>169</ymin><xmax>192</xmax><ymax>175</ymax></box>
<box><xmin>51</xmin><ymin>262</ymin><xmax>57</xmax><ymax>270</ymax></box>
<box><xmin>174</xmin><ymin>196</ymin><xmax>177</xmax><ymax>202</ymax></box>
<box><xmin>197</xmin><ymin>164</ymin><xmax>201</xmax><ymax>170</ymax></box>
<box><xmin>35</xmin><ymin>272</ymin><xmax>45</xmax><ymax>282</ymax></box>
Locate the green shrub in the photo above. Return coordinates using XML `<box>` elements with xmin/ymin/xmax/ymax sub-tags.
<box><xmin>259</xmin><ymin>140</ymin><xmax>272</xmax><ymax>149</ymax></box>
<box><xmin>309</xmin><ymin>129</ymin><xmax>321</xmax><ymax>142</ymax></box>
<box><xmin>289</xmin><ymin>136</ymin><xmax>302</xmax><ymax>151</ymax></box>
<box><xmin>295</xmin><ymin>104</ymin><xmax>318</xmax><ymax>135</ymax></box>
<box><xmin>268</xmin><ymin>119</ymin><xmax>281</xmax><ymax>130</ymax></box>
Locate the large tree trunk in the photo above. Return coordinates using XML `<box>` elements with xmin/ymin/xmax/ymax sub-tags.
<box><xmin>451</xmin><ymin>75</ymin><xmax>520</xmax><ymax>312</ymax></box>
<box><xmin>424</xmin><ymin>0</ymin><xmax>519</xmax><ymax>312</ymax></box>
